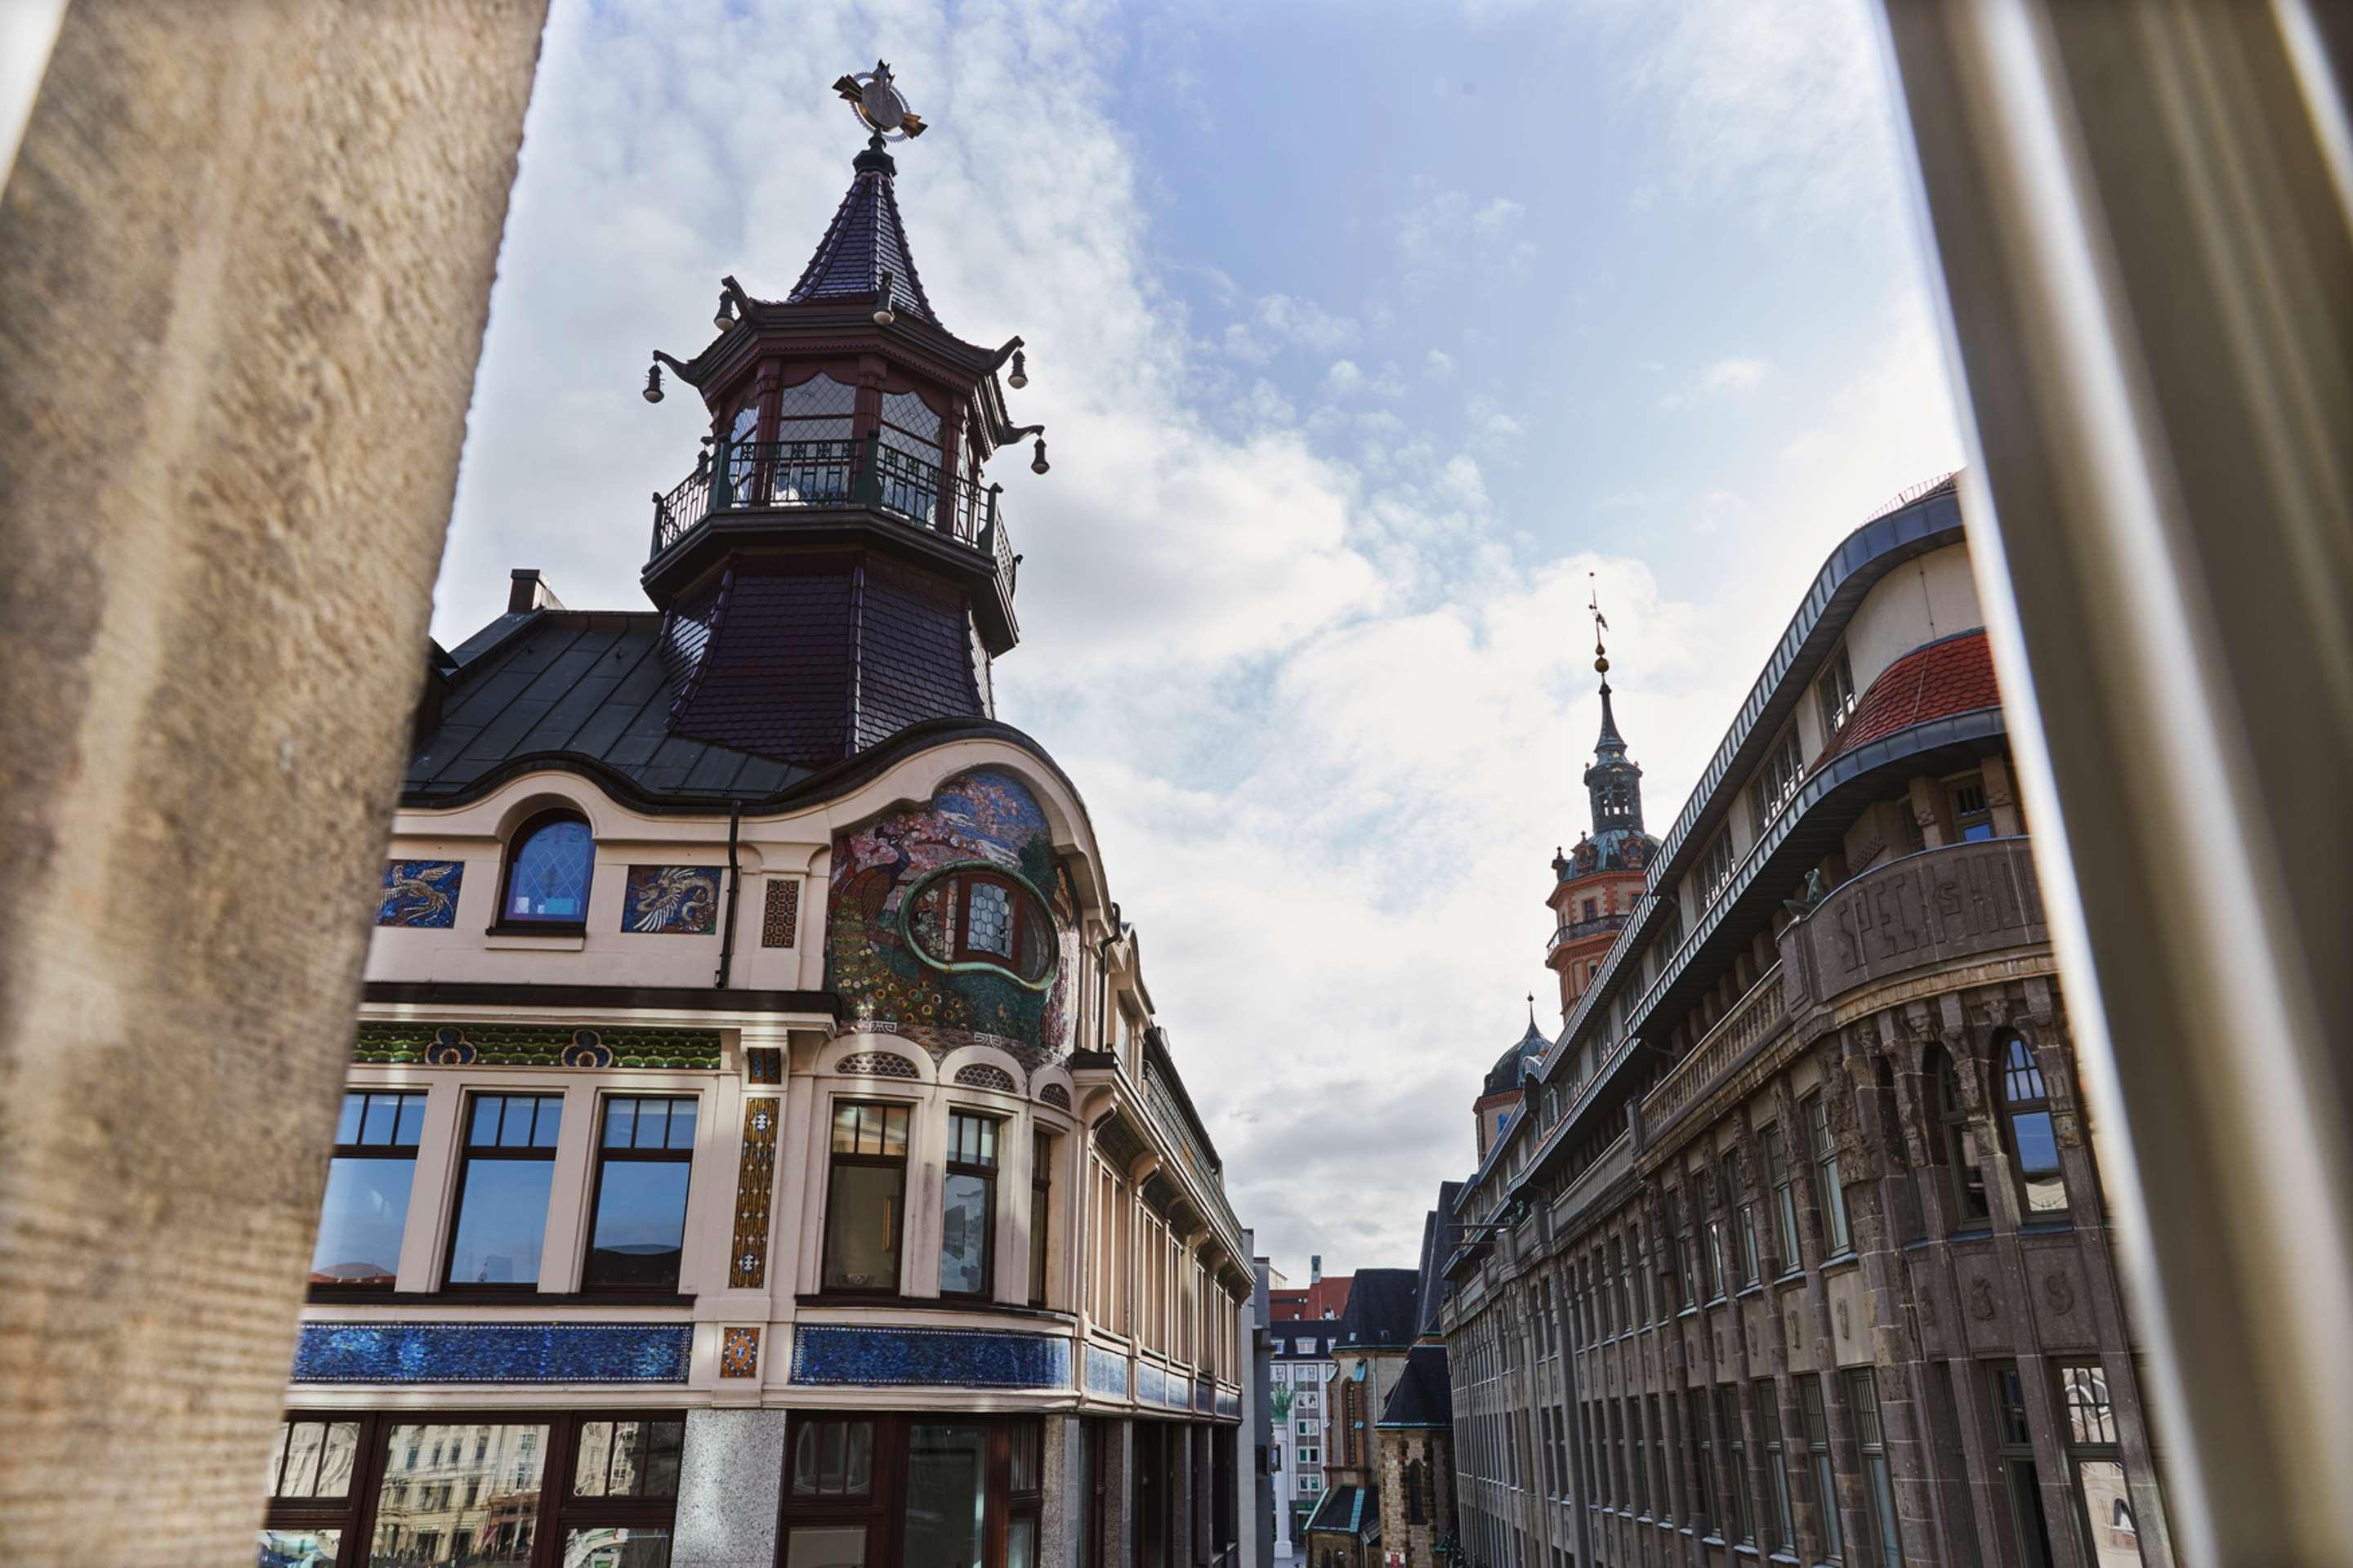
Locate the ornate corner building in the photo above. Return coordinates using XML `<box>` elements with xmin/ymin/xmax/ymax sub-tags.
<box><xmin>261</xmin><ymin>73</ymin><xmax>1252</xmax><ymax>1568</ymax></box>
<box><xmin>1439</xmin><ymin>480</ymin><xmax>2175</xmax><ymax>1568</ymax></box>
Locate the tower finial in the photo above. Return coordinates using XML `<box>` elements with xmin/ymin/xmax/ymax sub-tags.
<box><xmin>832</xmin><ymin>60</ymin><xmax>929</xmax><ymax>148</ymax></box>
<box><xmin>1589</xmin><ymin>571</ymin><xmax>1610</xmax><ymax>677</ymax></box>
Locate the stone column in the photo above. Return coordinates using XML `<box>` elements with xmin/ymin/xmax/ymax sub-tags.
<box><xmin>1043</xmin><ymin>1413</ymin><xmax>1084</xmax><ymax>1568</ymax></box>
<box><xmin>1171</xmin><ymin>1422</ymin><xmax>1197</xmax><ymax>1568</ymax></box>
<box><xmin>673</xmin><ymin>1409</ymin><xmax>790</xmax><ymax>1568</ymax></box>
<box><xmin>1103</xmin><ymin>1417</ymin><xmax>1136</xmax><ymax>1568</ymax></box>
<box><xmin>0</xmin><ymin>2</ymin><xmax>546</xmax><ymax>1561</ymax></box>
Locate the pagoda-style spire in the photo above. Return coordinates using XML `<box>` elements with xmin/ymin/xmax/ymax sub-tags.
<box><xmin>1583</xmin><ymin>578</ymin><xmax>1645</xmax><ymax>833</ymax></box>
<box><xmin>785</xmin><ymin>136</ymin><xmax>941</xmax><ymax>327</ymax></box>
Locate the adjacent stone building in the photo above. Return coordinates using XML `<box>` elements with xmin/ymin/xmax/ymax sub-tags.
<box><xmin>261</xmin><ymin>76</ymin><xmax>1251</xmax><ymax>1568</ymax></box>
<box><xmin>1440</xmin><ymin>478</ymin><xmax>2174</xmax><ymax>1568</ymax></box>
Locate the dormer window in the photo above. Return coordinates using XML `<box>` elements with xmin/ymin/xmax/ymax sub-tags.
<box><xmin>901</xmin><ymin>864</ymin><xmax>1057</xmax><ymax>987</ymax></box>
<box><xmin>500</xmin><ymin>811</ymin><xmax>594</xmax><ymax>927</ymax></box>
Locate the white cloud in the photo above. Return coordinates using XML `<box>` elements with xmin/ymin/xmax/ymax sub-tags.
<box><xmin>1324</xmin><ymin>358</ymin><xmax>1366</xmax><ymax>397</ymax></box>
<box><xmin>1256</xmin><ymin>293</ymin><xmax>1360</xmax><ymax>355</ymax></box>
<box><xmin>1426</xmin><ymin>348</ymin><xmax>1456</xmax><ymax>381</ymax></box>
<box><xmin>1394</xmin><ymin>186</ymin><xmax>1538</xmax><ymax>288</ymax></box>
<box><xmin>1660</xmin><ymin>355</ymin><xmax>1771</xmax><ymax>408</ymax></box>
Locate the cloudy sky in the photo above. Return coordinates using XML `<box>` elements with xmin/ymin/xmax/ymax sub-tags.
<box><xmin>435</xmin><ymin>0</ymin><xmax>1962</xmax><ymax>1281</ymax></box>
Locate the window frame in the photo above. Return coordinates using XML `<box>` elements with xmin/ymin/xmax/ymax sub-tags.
<box><xmin>2057</xmin><ymin>1361</ymin><xmax>2150</xmax><ymax>1568</ymax></box>
<box><xmin>1748</xmin><ymin>721</ymin><xmax>1807</xmax><ymax>831</ymax></box>
<box><xmin>1797</xmin><ymin>1373</ymin><xmax>1845</xmax><ymax>1561</ymax></box>
<box><xmin>1931</xmin><ymin>1046</ymin><xmax>1994</xmax><ymax>1227</ymax></box>
<box><xmin>1764</xmin><ymin>1122</ymin><xmax>1803</xmax><ymax>1274</ymax></box>
<box><xmin>1998</xmin><ymin>1031</ymin><xmax>2069</xmax><ymax>1218</ymax></box>
<box><xmin>940</xmin><ymin>1109</ymin><xmax>1002</xmax><ymax>1301</ymax></box>
<box><xmin>1756</xmin><ymin>1379</ymin><xmax>1796</xmax><ymax>1553</ymax></box>
<box><xmin>820</xmin><ymin>1100</ymin><xmax>913</xmax><ymax>1298</ymax></box>
<box><xmin>900</xmin><ymin>863</ymin><xmax>1060</xmax><ymax>989</ymax></box>
<box><xmin>1806</xmin><ymin>1092</ymin><xmax>1855</xmax><ymax>1257</ymax></box>
<box><xmin>1721</xmin><ymin>1384</ymin><xmax>1754</xmax><ymax>1545</ymax></box>
<box><xmin>1991</xmin><ymin>1361</ymin><xmax>2059</xmax><ymax>1568</ymax></box>
<box><xmin>309</xmin><ymin>1088</ymin><xmax>427</xmax><ymax>1298</ymax></box>
<box><xmin>441</xmin><ymin>1090</ymin><xmax>567</xmax><ymax>1294</ymax></box>
<box><xmin>493</xmin><ymin>808</ymin><xmax>596</xmax><ymax>932</ymax></box>
<box><xmin>1846</xmin><ymin>1366</ymin><xmax>1906</xmax><ymax>1567</ymax></box>
<box><xmin>1028</xmin><ymin>1130</ymin><xmax>1054</xmax><ymax>1308</ymax></box>
<box><xmin>1817</xmin><ymin>644</ymin><xmax>1858</xmax><ymax>737</ymax></box>
<box><xmin>582</xmin><ymin>1092</ymin><xmax>700</xmax><ymax>1295</ymax></box>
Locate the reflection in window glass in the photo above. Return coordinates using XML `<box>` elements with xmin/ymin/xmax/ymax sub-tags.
<box><xmin>572</xmin><ymin>1420</ymin><xmax>685</xmax><ymax>1499</ymax></box>
<box><xmin>507</xmin><ymin>816</ymin><xmax>594</xmax><ymax>922</ymax></box>
<box><xmin>2001</xmin><ymin>1034</ymin><xmax>2068</xmax><ymax>1214</ymax></box>
<box><xmin>267</xmin><ymin>1419</ymin><xmax>362</xmax><ymax>1500</ymax></box>
<box><xmin>256</xmin><ymin>1527</ymin><xmax>340</xmax><ymax>1566</ymax></box>
<box><xmin>312</xmin><ymin>1091</ymin><xmax>426</xmax><ymax>1286</ymax></box>
<box><xmin>2073</xmin><ymin>1463</ymin><xmax>2143</xmax><ymax>1568</ymax></box>
<box><xmin>449</xmin><ymin>1095</ymin><xmax>565</xmax><ymax>1287</ymax></box>
<box><xmin>941</xmin><ymin>1112</ymin><xmax>998</xmax><ymax>1298</ymax></box>
<box><xmin>825</xmin><ymin>1104</ymin><xmax>910</xmax><ymax>1292</ymax></box>
<box><xmin>369</xmin><ymin>1423</ymin><xmax>548</xmax><ymax>1566</ymax></box>
<box><xmin>587</xmin><ymin>1097</ymin><xmax>698</xmax><ymax>1290</ymax></box>
<box><xmin>792</xmin><ymin>1418</ymin><xmax>876</xmax><ymax>1497</ymax></box>
<box><xmin>904</xmin><ymin>1425</ymin><xmax>988</xmax><ymax>1568</ymax></box>
<box><xmin>561</xmin><ymin>1527</ymin><xmax>672</xmax><ymax>1568</ymax></box>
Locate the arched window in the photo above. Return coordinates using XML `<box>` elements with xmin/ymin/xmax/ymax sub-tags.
<box><xmin>1998</xmin><ymin>1032</ymin><xmax>2067</xmax><ymax>1216</ymax></box>
<box><xmin>1406</xmin><ymin>1458</ymin><xmax>1428</xmax><ymax>1524</ymax></box>
<box><xmin>1927</xmin><ymin>1045</ymin><xmax>1993</xmax><ymax>1227</ymax></box>
<box><xmin>500</xmin><ymin>811</ymin><xmax>594</xmax><ymax>927</ymax></box>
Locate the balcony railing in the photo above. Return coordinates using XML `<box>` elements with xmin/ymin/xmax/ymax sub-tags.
<box><xmin>650</xmin><ymin>432</ymin><xmax>1011</xmax><ymax>583</ymax></box>
<box><xmin>1641</xmin><ymin>960</ymin><xmax>1788</xmax><ymax>1136</ymax></box>
<box><xmin>1547</xmin><ymin>910</ymin><xmax>1628</xmax><ymax>956</ymax></box>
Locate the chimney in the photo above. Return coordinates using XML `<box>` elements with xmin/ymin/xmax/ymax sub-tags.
<box><xmin>1310</xmin><ymin>1254</ymin><xmax>1322</xmax><ymax>1285</ymax></box>
<box><xmin>508</xmin><ymin>568</ymin><xmax>565</xmax><ymax>614</ymax></box>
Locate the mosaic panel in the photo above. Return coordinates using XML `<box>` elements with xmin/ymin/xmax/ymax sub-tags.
<box><xmin>721</xmin><ymin>1326</ymin><xmax>761</xmax><ymax>1378</ymax></box>
<box><xmin>729</xmin><ymin>1097</ymin><xmax>780</xmax><ymax>1288</ymax></box>
<box><xmin>828</xmin><ymin>769</ymin><xmax>1079</xmax><ymax>1057</ymax></box>
<box><xmin>1038</xmin><ymin>1082</ymin><xmax>1072</xmax><ymax>1110</ymax></box>
<box><xmin>837</xmin><ymin>1051</ymin><xmax>920</xmax><ymax>1079</ymax></box>
<box><xmin>953</xmin><ymin>1063</ymin><xmax>1019</xmax><ymax>1093</ymax></box>
<box><xmin>352</xmin><ymin>1023</ymin><xmax>722</xmax><ymax>1070</ymax></box>
<box><xmin>378</xmin><ymin>860</ymin><xmax>463</xmax><ymax>928</ymax></box>
<box><xmin>291</xmin><ymin>1322</ymin><xmax>692</xmax><ymax>1384</ymax></box>
<box><xmin>1086</xmin><ymin>1343</ymin><xmax>1131</xmax><ymax>1399</ymax></box>
<box><xmin>745</xmin><ymin>1047</ymin><xmax>783</xmax><ymax>1085</ymax></box>
<box><xmin>788</xmin><ymin>1325</ymin><xmax>1072</xmax><ymax>1390</ymax></box>
<box><xmin>623</xmin><ymin>864</ymin><xmax>723</xmax><ymax>934</ymax></box>
<box><xmin>761</xmin><ymin>880</ymin><xmax>800</xmax><ymax>948</ymax></box>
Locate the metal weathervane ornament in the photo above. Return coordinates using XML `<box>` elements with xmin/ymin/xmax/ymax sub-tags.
<box><xmin>833</xmin><ymin>60</ymin><xmax>927</xmax><ymax>142</ymax></box>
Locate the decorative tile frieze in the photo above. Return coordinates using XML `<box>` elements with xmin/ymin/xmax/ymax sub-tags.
<box><xmin>291</xmin><ymin>1322</ymin><xmax>692</xmax><ymax>1384</ymax></box>
<box><xmin>745</xmin><ymin>1047</ymin><xmax>783</xmax><ymax>1085</ymax></box>
<box><xmin>729</xmin><ymin>1097</ymin><xmax>780</xmax><ymax>1289</ymax></box>
<box><xmin>378</xmin><ymin>860</ymin><xmax>463</xmax><ymax>928</ymax></box>
<box><xmin>720</xmin><ymin>1326</ymin><xmax>761</xmax><ymax>1378</ymax></box>
<box><xmin>836</xmin><ymin>1051</ymin><xmax>920</xmax><ymax>1079</ymax></box>
<box><xmin>352</xmin><ymin>1022</ymin><xmax>722</xmax><ymax>1070</ymax></box>
<box><xmin>623</xmin><ymin>864</ymin><xmax>724</xmax><ymax>934</ymax></box>
<box><xmin>761</xmin><ymin>880</ymin><xmax>800</xmax><ymax>948</ymax></box>
<box><xmin>1085</xmin><ymin>1342</ymin><xmax>1130</xmax><ymax>1399</ymax></box>
<box><xmin>953</xmin><ymin>1063</ymin><xmax>1019</xmax><ymax>1093</ymax></box>
<box><xmin>788</xmin><ymin>1325</ymin><xmax>1072</xmax><ymax>1389</ymax></box>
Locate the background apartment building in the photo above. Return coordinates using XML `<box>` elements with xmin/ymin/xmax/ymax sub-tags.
<box><xmin>1440</xmin><ymin>478</ymin><xmax>2172</xmax><ymax>1568</ymax></box>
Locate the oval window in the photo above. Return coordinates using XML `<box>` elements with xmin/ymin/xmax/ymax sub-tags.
<box><xmin>900</xmin><ymin>864</ymin><xmax>1058</xmax><ymax>988</ymax></box>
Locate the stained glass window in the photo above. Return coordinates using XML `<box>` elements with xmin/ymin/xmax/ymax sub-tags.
<box><xmin>505</xmin><ymin>815</ymin><xmax>593</xmax><ymax>924</ymax></box>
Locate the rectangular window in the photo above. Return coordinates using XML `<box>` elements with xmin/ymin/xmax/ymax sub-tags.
<box><xmin>1648</xmin><ymin>1395</ymin><xmax>1670</xmax><ymax>1525</ymax></box>
<box><xmin>1846</xmin><ymin>1368</ymin><xmax>1905</xmax><ymax>1566</ymax></box>
<box><xmin>2059</xmin><ymin>1363</ymin><xmax>2151</xmax><ymax>1568</ymax></box>
<box><xmin>1806</xmin><ymin>1094</ymin><xmax>1853</xmax><ymax>1256</ymax></box>
<box><xmin>312</xmin><ymin>1090</ymin><xmax>426</xmax><ymax>1289</ymax></box>
<box><xmin>1797</xmin><ymin>1374</ymin><xmax>1845</xmax><ymax>1561</ymax></box>
<box><xmin>1704</xmin><ymin>1180</ymin><xmax>1730</xmax><ymax>1302</ymax></box>
<box><xmin>258</xmin><ymin>1411</ymin><xmax>683</xmax><ymax>1566</ymax></box>
<box><xmin>940</xmin><ymin>1111</ymin><xmax>999</xmax><ymax>1298</ymax></box>
<box><xmin>824</xmin><ymin>1101</ymin><xmax>911</xmax><ymax>1293</ymax></box>
<box><xmin>1721</xmin><ymin>1386</ymin><xmax>1754</xmax><ymax>1545</ymax></box>
<box><xmin>1992</xmin><ymin>1363</ymin><xmax>2058</xmax><ymax>1568</ymax></box>
<box><xmin>1028</xmin><ymin>1133</ymin><xmax>1053</xmax><ymax>1307</ymax></box>
<box><xmin>1730</xmin><ymin>1151</ymin><xmax>1761</xmax><ymax>1285</ymax></box>
<box><xmin>1672</xmin><ymin>1191</ymin><xmax>1699</xmax><ymax>1308</ymax></box>
<box><xmin>1750</xmin><ymin>722</ymin><xmax>1806</xmax><ymax>830</ymax></box>
<box><xmin>1601</xmin><ymin>1241</ymin><xmax>1619</xmax><ymax>1335</ymax></box>
<box><xmin>1817</xmin><ymin>645</ymin><xmax>1858</xmax><ymax>737</ymax></box>
<box><xmin>1688</xmin><ymin>1388</ymin><xmax>1716</xmax><ymax>1536</ymax></box>
<box><xmin>1949</xmin><ymin>775</ymin><xmax>1997</xmax><ymax>841</ymax></box>
<box><xmin>445</xmin><ymin>1093</ymin><xmax>564</xmax><ymax>1289</ymax></box>
<box><xmin>1765</xmin><ymin>1124</ymin><xmax>1802</xmax><ymax>1272</ymax></box>
<box><xmin>1610</xmin><ymin>1402</ymin><xmax>1627</xmax><ymax>1510</ymax></box>
<box><xmin>1696</xmin><ymin>830</ymin><xmax>1739</xmax><ymax>910</ymax></box>
<box><xmin>586</xmin><ymin>1095</ymin><xmax>697</xmax><ymax>1291</ymax></box>
<box><xmin>1756</xmin><ymin>1380</ymin><xmax>1795</xmax><ymax>1552</ymax></box>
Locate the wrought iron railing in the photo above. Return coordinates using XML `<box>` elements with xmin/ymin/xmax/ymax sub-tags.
<box><xmin>1547</xmin><ymin>911</ymin><xmax>1628</xmax><ymax>956</ymax></box>
<box><xmin>649</xmin><ymin>431</ymin><xmax>1015</xmax><ymax>579</ymax></box>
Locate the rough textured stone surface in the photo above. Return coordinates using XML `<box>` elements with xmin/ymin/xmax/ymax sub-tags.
<box><xmin>673</xmin><ymin>1408</ymin><xmax>790</xmax><ymax>1566</ymax></box>
<box><xmin>0</xmin><ymin>2</ymin><xmax>547</xmax><ymax>1559</ymax></box>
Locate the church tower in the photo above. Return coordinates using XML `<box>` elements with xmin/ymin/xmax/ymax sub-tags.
<box><xmin>637</xmin><ymin>63</ymin><xmax>1047</xmax><ymax>767</ymax></box>
<box><xmin>1545</xmin><ymin>596</ymin><xmax>1661</xmax><ymax>1021</ymax></box>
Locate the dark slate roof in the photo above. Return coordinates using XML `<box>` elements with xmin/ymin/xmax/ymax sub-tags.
<box><xmin>1338</xmin><ymin>1268</ymin><xmax>1422</xmax><ymax>1351</ymax></box>
<box><xmin>784</xmin><ymin>150</ymin><xmax>940</xmax><ymax>328</ymax></box>
<box><xmin>406</xmin><ymin>610</ymin><xmax>812</xmax><ymax>805</ymax></box>
<box><xmin>1304</xmin><ymin>1484</ymin><xmax>1372</xmax><ymax>1538</ymax></box>
<box><xmin>1815</xmin><ymin>628</ymin><xmax>1999</xmax><ymax>768</ymax></box>
<box><xmin>1376</xmin><ymin>1344</ymin><xmax>1453</xmax><ymax>1429</ymax></box>
<box><xmin>1481</xmin><ymin>1015</ymin><xmax>1548</xmax><ymax>1098</ymax></box>
<box><xmin>1274</xmin><ymin>1326</ymin><xmax>1338</xmax><ymax>1356</ymax></box>
<box><xmin>1416</xmin><ymin>1182</ymin><xmax>1463</xmax><ymax>1338</ymax></box>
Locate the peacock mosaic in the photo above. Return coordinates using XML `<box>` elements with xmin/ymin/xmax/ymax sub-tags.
<box><xmin>623</xmin><ymin>865</ymin><xmax>723</xmax><ymax>934</ymax></box>
<box><xmin>377</xmin><ymin>860</ymin><xmax>463</xmax><ymax>928</ymax></box>
<box><xmin>827</xmin><ymin>769</ymin><xmax>1078</xmax><ymax>1061</ymax></box>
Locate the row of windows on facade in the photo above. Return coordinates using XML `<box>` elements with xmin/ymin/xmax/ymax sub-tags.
<box><xmin>312</xmin><ymin>1090</ymin><xmax>1054</xmax><ymax>1306</ymax></box>
<box><xmin>713</xmin><ymin>373</ymin><xmax>967</xmax><ymax>526</ymax></box>
<box><xmin>489</xmin><ymin>812</ymin><xmax>1055</xmax><ymax>981</ymax></box>
<box><xmin>1449</xmin><ymin>1360</ymin><xmax>2147</xmax><ymax>1568</ymax></box>
<box><xmin>1080</xmin><ymin>1150</ymin><xmax>1246</xmax><ymax>1379</ymax></box>
<box><xmin>257</xmin><ymin>1409</ymin><xmax>1047</xmax><ymax>1568</ymax></box>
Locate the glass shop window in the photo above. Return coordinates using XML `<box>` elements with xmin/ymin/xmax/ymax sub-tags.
<box><xmin>445</xmin><ymin>1093</ymin><xmax>565</xmax><ymax>1289</ymax></box>
<box><xmin>257</xmin><ymin>1412</ymin><xmax>683</xmax><ymax>1568</ymax></box>
<box><xmin>586</xmin><ymin>1096</ymin><xmax>699</xmax><ymax>1291</ymax></box>
<box><xmin>310</xmin><ymin>1089</ymin><xmax>427</xmax><ymax>1290</ymax></box>
<box><xmin>502</xmin><ymin>811</ymin><xmax>595</xmax><ymax>927</ymax></box>
<box><xmin>940</xmin><ymin>1110</ymin><xmax>1000</xmax><ymax>1298</ymax></box>
<box><xmin>824</xmin><ymin>1101</ymin><xmax>911</xmax><ymax>1294</ymax></box>
<box><xmin>780</xmin><ymin>1416</ymin><xmax>1043</xmax><ymax>1568</ymax></box>
<box><xmin>1999</xmin><ymin>1033</ymin><xmax>2069</xmax><ymax>1217</ymax></box>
